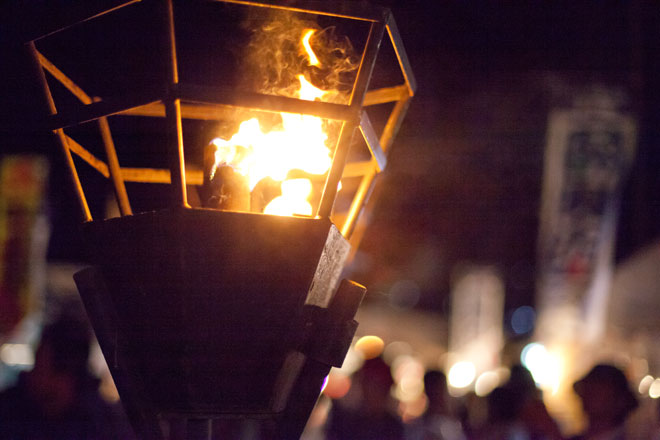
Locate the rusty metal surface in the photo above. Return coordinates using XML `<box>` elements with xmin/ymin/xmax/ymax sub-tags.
<box><xmin>304</xmin><ymin>226</ymin><xmax>351</xmax><ymax>307</ymax></box>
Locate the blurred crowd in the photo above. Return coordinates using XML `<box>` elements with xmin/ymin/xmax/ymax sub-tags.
<box><xmin>322</xmin><ymin>356</ymin><xmax>656</xmax><ymax>440</ymax></box>
<box><xmin>0</xmin><ymin>315</ymin><xmax>658</xmax><ymax>440</ymax></box>
<box><xmin>0</xmin><ymin>316</ymin><xmax>135</xmax><ymax>440</ymax></box>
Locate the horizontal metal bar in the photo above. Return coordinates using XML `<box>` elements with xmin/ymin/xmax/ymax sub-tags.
<box><xmin>120</xmin><ymin>101</ymin><xmax>234</xmax><ymax>121</ymax></box>
<box><xmin>216</xmin><ymin>0</ymin><xmax>389</xmax><ymax>22</ymax></box>
<box><xmin>120</xmin><ymin>167</ymin><xmax>203</xmax><ymax>185</ymax></box>
<box><xmin>65</xmin><ymin>134</ymin><xmax>110</xmax><ymax>178</ymax></box>
<box><xmin>386</xmin><ymin>14</ymin><xmax>417</xmax><ymax>96</ymax></box>
<box><xmin>177</xmin><ymin>84</ymin><xmax>359</xmax><ymax>123</ymax></box>
<box><xmin>359</xmin><ymin>112</ymin><xmax>386</xmax><ymax>172</ymax></box>
<box><xmin>37</xmin><ymin>51</ymin><xmax>93</xmax><ymax>105</ymax></box>
<box><xmin>48</xmin><ymin>92</ymin><xmax>163</xmax><ymax>130</ymax></box>
<box><xmin>363</xmin><ymin>85</ymin><xmax>408</xmax><ymax>106</ymax></box>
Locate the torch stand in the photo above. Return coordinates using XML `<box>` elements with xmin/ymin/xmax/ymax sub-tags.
<box><xmin>73</xmin><ymin>208</ymin><xmax>365</xmax><ymax>439</ymax></box>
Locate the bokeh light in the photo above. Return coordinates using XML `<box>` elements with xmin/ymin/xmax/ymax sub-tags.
<box><xmin>649</xmin><ymin>378</ymin><xmax>660</xmax><ymax>399</ymax></box>
<box><xmin>475</xmin><ymin>370</ymin><xmax>500</xmax><ymax>396</ymax></box>
<box><xmin>388</xmin><ymin>279</ymin><xmax>421</xmax><ymax>310</ymax></box>
<box><xmin>521</xmin><ymin>342</ymin><xmax>561</xmax><ymax>393</ymax></box>
<box><xmin>392</xmin><ymin>355</ymin><xmax>425</xmax><ymax>402</ymax></box>
<box><xmin>447</xmin><ymin>361</ymin><xmax>476</xmax><ymax>389</ymax></box>
<box><xmin>510</xmin><ymin>305</ymin><xmax>536</xmax><ymax>335</ymax></box>
<box><xmin>354</xmin><ymin>335</ymin><xmax>385</xmax><ymax>360</ymax></box>
<box><xmin>322</xmin><ymin>371</ymin><xmax>352</xmax><ymax>399</ymax></box>
<box><xmin>638</xmin><ymin>375</ymin><xmax>654</xmax><ymax>395</ymax></box>
<box><xmin>0</xmin><ymin>343</ymin><xmax>34</xmax><ymax>369</ymax></box>
<box><xmin>382</xmin><ymin>341</ymin><xmax>413</xmax><ymax>365</ymax></box>
<box><xmin>334</xmin><ymin>346</ymin><xmax>364</xmax><ymax>376</ymax></box>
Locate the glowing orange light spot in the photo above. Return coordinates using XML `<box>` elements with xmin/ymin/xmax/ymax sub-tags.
<box><xmin>355</xmin><ymin>335</ymin><xmax>385</xmax><ymax>360</ymax></box>
<box><xmin>322</xmin><ymin>372</ymin><xmax>352</xmax><ymax>399</ymax></box>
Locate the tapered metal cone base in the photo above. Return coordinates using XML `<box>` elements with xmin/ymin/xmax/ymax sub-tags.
<box><xmin>74</xmin><ymin>208</ymin><xmax>365</xmax><ymax>439</ymax></box>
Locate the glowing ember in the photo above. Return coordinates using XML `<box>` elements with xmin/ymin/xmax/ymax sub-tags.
<box><xmin>209</xmin><ymin>29</ymin><xmax>333</xmax><ymax>216</ymax></box>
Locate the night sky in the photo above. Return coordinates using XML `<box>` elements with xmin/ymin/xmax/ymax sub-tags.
<box><xmin>1</xmin><ymin>0</ymin><xmax>660</xmax><ymax>321</ymax></box>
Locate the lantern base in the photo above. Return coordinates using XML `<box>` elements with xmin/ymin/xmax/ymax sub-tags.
<box><xmin>73</xmin><ymin>208</ymin><xmax>365</xmax><ymax>439</ymax></box>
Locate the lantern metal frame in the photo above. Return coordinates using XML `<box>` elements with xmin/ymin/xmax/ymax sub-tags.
<box><xmin>26</xmin><ymin>0</ymin><xmax>415</xmax><ymax>248</ymax></box>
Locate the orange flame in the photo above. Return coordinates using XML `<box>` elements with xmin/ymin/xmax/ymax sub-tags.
<box><xmin>302</xmin><ymin>29</ymin><xmax>320</xmax><ymax>66</ymax></box>
<box><xmin>211</xmin><ymin>29</ymin><xmax>331</xmax><ymax>217</ymax></box>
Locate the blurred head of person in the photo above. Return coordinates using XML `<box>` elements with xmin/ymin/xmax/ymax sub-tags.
<box><xmin>357</xmin><ymin>357</ymin><xmax>395</xmax><ymax>413</ymax></box>
<box><xmin>26</xmin><ymin>316</ymin><xmax>93</xmax><ymax>418</ymax></box>
<box><xmin>573</xmin><ymin>363</ymin><xmax>638</xmax><ymax>427</ymax></box>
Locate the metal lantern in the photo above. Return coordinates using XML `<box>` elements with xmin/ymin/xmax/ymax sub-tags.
<box><xmin>23</xmin><ymin>0</ymin><xmax>415</xmax><ymax>438</ymax></box>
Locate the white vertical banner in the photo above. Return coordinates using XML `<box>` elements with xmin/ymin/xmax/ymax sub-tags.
<box><xmin>536</xmin><ymin>89</ymin><xmax>637</xmax><ymax>346</ymax></box>
<box><xmin>447</xmin><ymin>266</ymin><xmax>504</xmax><ymax>394</ymax></box>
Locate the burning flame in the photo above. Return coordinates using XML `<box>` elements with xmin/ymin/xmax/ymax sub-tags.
<box><xmin>264</xmin><ymin>179</ymin><xmax>313</xmax><ymax>216</ymax></box>
<box><xmin>210</xmin><ymin>29</ymin><xmax>333</xmax><ymax>216</ymax></box>
<box><xmin>302</xmin><ymin>29</ymin><xmax>320</xmax><ymax>66</ymax></box>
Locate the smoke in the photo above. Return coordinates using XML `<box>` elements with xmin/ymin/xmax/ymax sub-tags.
<box><xmin>241</xmin><ymin>9</ymin><xmax>359</xmax><ymax>104</ymax></box>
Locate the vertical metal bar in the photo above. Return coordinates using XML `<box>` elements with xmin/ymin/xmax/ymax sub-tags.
<box><xmin>317</xmin><ymin>20</ymin><xmax>386</xmax><ymax>219</ymax></box>
<box><xmin>340</xmin><ymin>168</ymin><xmax>375</xmax><ymax>237</ymax></box>
<box><xmin>94</xmin><ymin>98</ymin><xmax>133</xmax><ymax>215</ymax></box>
<box><xmin>162</xmin><ymin>0</ymin><xmax>189</xmax><ymax>208</ymax></box>
<box><xmin>379</xmin><ymin>96</ymin><xmax>411</xmax><ymax>152</ymax></box>
<box><xmin>26</xmin><ymin>41</ymin><xmax>92</xmax><ymax>222</ymax></box>
<box><xmin>348</xmin><ymin>20</ymin><xmax>386</xmax><ymax>108</ymax></box>
<box><xmin>317</xmin><ymin>121</ymin><xmax>356</xmax><ymax>218</ymax></box>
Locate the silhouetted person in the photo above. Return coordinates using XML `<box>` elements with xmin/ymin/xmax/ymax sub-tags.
<box><xmin>570</xmin><ymin>363</ymin><xmax>638</xmax><ymax>440</ymax></box>
<box><xmin>482</xmin><ymin>365</ymin><xmax>562</xmax><ymax>440</ymax></box>
<box><xmin>0</xmin><ymin>316</ymin><xmax>135</xmax><ymax>440</ymax></box>
<box><xmin>326</xmin><ymin>357</ymin><xmax>405</xmax><ymax>440</ymax></box>
<box><xmin>408</xmin><ymin>370</ymin><xmax>465</xmax><ymax>440</ymax></box>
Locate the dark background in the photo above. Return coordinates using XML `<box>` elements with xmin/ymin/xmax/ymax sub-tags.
<box><xmin>353</xmin><ymin>0</ymin><xmax>660</xmax><ymax>318</ymax></box>
<box><xmin>1</xmin><ymin>0</ymin><xmax>659</xmax><ymax>323</ymax></box>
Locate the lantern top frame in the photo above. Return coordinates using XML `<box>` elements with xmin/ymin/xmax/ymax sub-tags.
<box><xmin>24</xmin><ymin>0</ymin><xmax>415</xmax><ymax>246</ymax></box>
